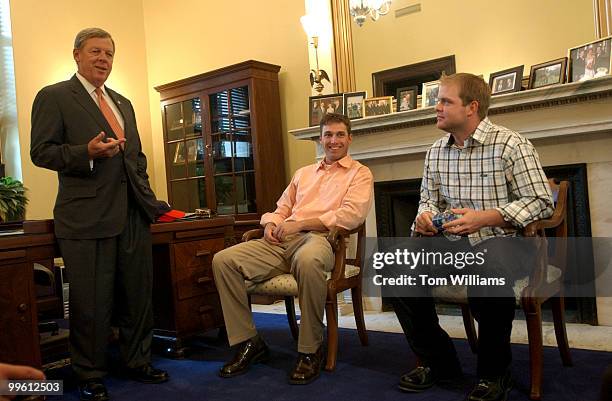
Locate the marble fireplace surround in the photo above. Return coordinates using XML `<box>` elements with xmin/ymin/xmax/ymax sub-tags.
<box><xmin>290</xmin><ymin>76</ymin><xmax>612</xmax><ymax>325</ymax></box>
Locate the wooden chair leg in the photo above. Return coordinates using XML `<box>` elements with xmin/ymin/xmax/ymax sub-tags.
<box><xmin>325</xmin><ymin>297</ymin><xmax>339</xmax><ymax>371</ymax></box>
<box><xmin>285</xmin><ymin>296</ymin><xmax>299</xmax><ymax>341</ymax></box>
<box><xmin>351</xmin><ymin>286</ymin><xmax>368</xmax><ymax>346</ymax></box>
<box><xmin>525</xmin><ymin>305</ymin><xmax>544</xmax><ymax>401</ymax></box>
<box><xmin>460</xmin><ymin>304</ymin><xmax>478</xmax><ymax>354</ymax></box>
<box><xmin>551</xmin><ymin>296</ymin><xmax>573</xmax><ymax>366</ymax></box>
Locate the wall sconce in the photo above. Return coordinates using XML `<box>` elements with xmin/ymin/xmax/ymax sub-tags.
<box><xmin>301</xmin><ymin>14</ymin><xmax>330</xmax><ymax>94</ymax></box>
<box><xmin>349</xmin><ymin>0</ymin><xmax>392</xmax><ymax>26</ymax></box>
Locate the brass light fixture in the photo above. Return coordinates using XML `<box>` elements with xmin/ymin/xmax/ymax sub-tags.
<box><xmin>301</xmin><ymin>14</ymin><xmax>330</xmax><ymax>94</ymax></box>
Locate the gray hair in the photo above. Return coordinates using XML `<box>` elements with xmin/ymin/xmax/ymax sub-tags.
<box><xmin>74</xmin><ymin>28</ymin><xmax>115</xmax><ymax>51</ymax></box>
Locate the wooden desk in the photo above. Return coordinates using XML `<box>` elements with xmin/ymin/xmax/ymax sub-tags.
<box><xmin>0</xmin><ymin>226</ymin><xmax>55</xmax><ymax>367</ymax></box>
<box><xmin>0</xmin><ymin>217</ymin><xmax>234</xmax><ymax>366</ymax></box>
<box><xmin>151</xmin><ymin>217</ymin><xmax>234</xmax><ymax>356</ymax></box>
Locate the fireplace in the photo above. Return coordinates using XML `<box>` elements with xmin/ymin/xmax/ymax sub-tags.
<box><xmin>373</xmin><ymin>164</ymin><xmax>597</xmax><ymax>324</ymax></box>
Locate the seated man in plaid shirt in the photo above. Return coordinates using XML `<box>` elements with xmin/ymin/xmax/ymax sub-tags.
<box><xmin>390</xmin><ymin>73</ymin><xmax>553</xmax><ymax>401</ymax></box>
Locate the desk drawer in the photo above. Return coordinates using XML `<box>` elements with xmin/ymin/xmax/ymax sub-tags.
<box><xmin>173</xmin><ymin>238</ymin><xmax>225</xmax><ymax>300</ymax></box>
<box><xmin>173</xmin><ymin>294</ymin><xmax>223</xmax><ymax>335</ymax></box>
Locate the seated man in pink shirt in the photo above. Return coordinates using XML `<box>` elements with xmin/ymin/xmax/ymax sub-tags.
<box><xmin>212</xmin><ymin>113</ymin><xmax>373</xmax><ymax>385</ymax></box>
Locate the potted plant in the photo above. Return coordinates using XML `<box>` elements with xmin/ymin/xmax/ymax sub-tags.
<box><xmin>0</xmin><ymin>176</ymin><xmax>28</xmax><ymax>223</ymax></box>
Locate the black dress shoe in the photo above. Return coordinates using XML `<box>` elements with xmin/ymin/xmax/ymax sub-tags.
<box><xmin>79</xmin><ymin>378</ymin><xmax>109</xmax><ymax>401</ymax></box>
<box><xmin>288</xmin><ymin>346</ymin><xmax>323</xmax><ymax>385</ymax></box>
<box><xmin>398</xmin><ymin>365</ymin><xmax>463</xmax><ymax>393</ymax></box>
<box><xmin>126</xmin><ymin>363</ymin><xmax>169</xmax><ymax>384</ymax></box>
<box><xmin>398</xmin><ymin>366</ymin><xmax>436</xmax><ymax>393</ymax></box>
<box><xmin>467</xmin><ymin>371</ymin><xmax>512</xmax><ymax>401</ymax></box>
<box><xmin>219</xmin><ymin>335</ymin><xmax>270</xmax><ymax>378</ymax></box>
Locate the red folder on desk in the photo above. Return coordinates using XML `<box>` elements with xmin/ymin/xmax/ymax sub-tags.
<box><xmin>156</xmin><ymin>209</ymin><xmax>186</xmax><ymax>222</ymax></box>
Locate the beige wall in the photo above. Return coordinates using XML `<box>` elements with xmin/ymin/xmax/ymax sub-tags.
<box><xmin>6</xmin><ymin>0</ymin><xmax>602</xmax><ymax>219</ymax></box>
<box><xmin>10</xmin><ymin>0</ymin><xmax>153</xmax><ymax>220</ymax></box>
<box><xmin>352</xmin><ymin>0</ymin><xmax>596</xmax><ymax>94</ymax></box>
<box><xmin>141</xmin><ymin>0</ymin><xmax>314</xmax><ymax>201</ymax></box>
<box><xmin>10</xmin><ymin>0</ymin><xmax>315</xmax><ymax>219</ymax></box>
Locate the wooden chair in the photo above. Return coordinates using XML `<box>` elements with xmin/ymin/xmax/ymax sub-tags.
<box><xmin>432</xmin><ymin>180</ymin><xmax>572</xmax><ymax>400</ymax></box>
<box><xmin>242</xmin><ymin>224</ymin><xmax>368</xmax><ymax>371</ymax></box>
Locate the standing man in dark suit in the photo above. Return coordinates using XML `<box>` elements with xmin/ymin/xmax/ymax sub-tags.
<box><xmin>30</xmin><ymin>28</ymin><xmax>168</xmax><ymax>401</ymax></box>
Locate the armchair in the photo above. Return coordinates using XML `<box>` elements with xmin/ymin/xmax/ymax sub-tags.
<box><xmin>243</xmin><ymin>224</ymin><xmax>368</xmax><ymax>371</ymax></box>
<box><xmin>431</xmin><ymin>180</ymin><xmax>572</xmax><ymax>400</ymax></box>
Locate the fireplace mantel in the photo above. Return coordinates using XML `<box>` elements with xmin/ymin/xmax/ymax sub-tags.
<box><xmin>290</xmin><ymin>76</ymin><xmax>612</xmax><ymax>161</ymax></box>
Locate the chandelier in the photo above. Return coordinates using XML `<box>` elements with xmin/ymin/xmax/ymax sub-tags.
<box><xmin>349</xmin><ymin>0</ymin><xmax>392</xmax><ymax>26</ymax></box>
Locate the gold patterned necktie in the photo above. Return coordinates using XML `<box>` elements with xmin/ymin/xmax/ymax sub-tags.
<box><xmin>95</xmin><ymin>87</ymin><xmax>125</xmax><ymax>141</ymax></box>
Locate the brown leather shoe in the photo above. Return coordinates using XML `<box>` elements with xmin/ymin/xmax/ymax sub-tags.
<box><xmin>219</xmin><ymin>335</ymin><xmax>269</xmax><ymax>378</ymax></box>
<box><xmin>288</xmin><ymin>346</ymin><xmax>324</xmax><ymax>385</ymax></box>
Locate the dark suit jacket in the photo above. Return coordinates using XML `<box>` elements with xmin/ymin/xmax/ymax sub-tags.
<box><xmin>30</xmin><ymin>75</ymin><xmax>159</xmax><ymax>239</ymax></box>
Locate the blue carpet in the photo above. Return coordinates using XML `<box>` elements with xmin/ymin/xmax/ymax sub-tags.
<box><xmin>49</xmin><ymin>312</ymin><xmax>610</xmax><ymax>401</ymax></box>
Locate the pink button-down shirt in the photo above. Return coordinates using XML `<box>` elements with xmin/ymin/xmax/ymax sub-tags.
<box><xmin>260</xmin><ymin>155</ymin><xmax>373</xmax><ymax>230</ymax></box>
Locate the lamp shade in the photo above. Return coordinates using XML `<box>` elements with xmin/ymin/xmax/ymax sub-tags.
<box><xmin>300</xmin><ymin>14</ymin><xmax>319</xmax><ymax>38</ymax></box>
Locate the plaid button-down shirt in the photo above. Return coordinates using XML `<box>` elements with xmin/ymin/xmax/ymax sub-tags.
<box><xmin>417</xmin><ymin>117</ymin><xmax>554</xmax><ymax>245</ymax></box>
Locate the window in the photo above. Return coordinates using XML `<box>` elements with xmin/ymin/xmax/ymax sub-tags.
<box><xmin>0</xmin><ymin>0</ymin><xmax>19</xmax><ymax>179</ymax></box>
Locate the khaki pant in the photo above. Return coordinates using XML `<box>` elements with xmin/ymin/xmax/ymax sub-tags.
<box><xmin>212</xmin><ymin>232</ymin><xmax>334</xmax><ymax>353</ymax></box>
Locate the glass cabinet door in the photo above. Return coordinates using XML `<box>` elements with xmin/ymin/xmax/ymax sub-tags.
<box><xmin>163</xmin><ymin>97</ymin><xmax>207</xmax><ymax>212</ymax></box>
<box><xmin>209</xmin><ymin>85</ymin><xmax>256</xmax><ymax>215</ymax></box>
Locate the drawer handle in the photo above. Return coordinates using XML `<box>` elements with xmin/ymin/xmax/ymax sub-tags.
<box><xmin>17</xmin><ymin>303</ymin><xmax>28</xmax><ymax>313</ymax></box>
<box><xmin>196</xmin><ymin>250</ymin><xmax>211</xmax><ymax>257</ymax></box>
<box><xmin>197</xmin><ymin>277</ymin><xmax>212</xmax><ymax>284</ymax></box>
<box><xmin>199</xmin><ymin>305</ymin><xmax>213</xmax><ymax>314</ymax></box>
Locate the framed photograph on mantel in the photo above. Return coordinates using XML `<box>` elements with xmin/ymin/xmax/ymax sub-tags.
<box><xmin>421</xmin><ymin>80</ymin><xmax>440</xmax><ymax>108</ymax></box>
<box><xmin>308</xmin><ymin>93</ymin><xmax>343</xmax><ymax>127</ymax></box>
<box><xmin>363</xmin><ymin>96</ymin><xmax>393</xmax><ymax>117</ymax></box>
<box><xmin>568</xmin><ymin>36</ymin><xmax>611</xmax><ymax>83</ymax></box>
<box><xmin>528</xmin><ymin>57</ymin><xmax>567</xmax><ymax>89</ymax></box>
<box><xmin>396</xmin><ymin>86</ymin><xmax>418</xmax><ymax>112</ymax></box>
<box><xmin>489</xmin><ymin>65</ymin><xmax>524</xmax><ymax>95</ymax></box>
<box><xmin>343</xmin><ymin>91</ymin><xmax>367</xmax><ymax>120</ymax></box>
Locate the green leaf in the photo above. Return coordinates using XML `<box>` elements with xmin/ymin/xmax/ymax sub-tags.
<box><xmin>0</xmin><ymin>176</ymin><xmax>28</xmax><ymax>222</ymax></box>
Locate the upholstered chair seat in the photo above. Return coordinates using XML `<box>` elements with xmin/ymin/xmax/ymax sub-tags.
<box><xmin>432</xmin><ymin>264</ymin><xmax>562</xmax><ymax>304</ymax></box>
<box><xmin>246</xmin><ymin>264</ymin><xmax>361</xmax><ymax>296</ymax></box>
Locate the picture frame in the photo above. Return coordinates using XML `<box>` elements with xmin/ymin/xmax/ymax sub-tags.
<box><xmin>567</xmin><ymin>36</ymin><xmax>611</xmax><ymax>83</ymax></box>
<box><xmin>308</xmin><ymin>93</ymin><xmax>344</xmax><ymax>127</ymax></box>
<box><xmin>343</xmin><ymin>91</ymin><xmax>367</xmax><ymax>120</ymax></box>
<box><xmin>363</xmin><ymin>96</ymin><xmax>394</xmax><ymax>117</ymax></box>
<box><xmin>396</xmin><ymin>86</ymin><xmax>418</xmax><ymax>112</ymax></box>
<box><xmin>528</xmin><ymin>57</ymin><xmax>568</xmax><ymax>89</ymax></box>
<box><xmin>173</xmin><ymin>142</ymin><xmax>186</xmax><ymax>164</ymax></box>
<box><xmin>421</xmin><ymin>80</ymin><xmax>440</xmax><ymax>108</ymax></box>
<box><xmin>489</xmin><ymin>66</ymin><xmax>524</xmax><ymax>95</ymax></box>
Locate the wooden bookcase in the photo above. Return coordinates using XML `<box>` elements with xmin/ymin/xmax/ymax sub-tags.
<box><xmin>155</xmin><ymin>60</ymin><xmax>286</xmax><ymax>228</ymax></box>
